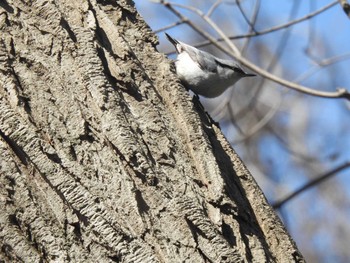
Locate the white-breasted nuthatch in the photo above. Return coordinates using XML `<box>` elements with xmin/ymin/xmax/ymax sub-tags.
<box><xmin>165</xmin><ymin>33</ymin><xmax>255</xmax><ymax>98</ymax></box>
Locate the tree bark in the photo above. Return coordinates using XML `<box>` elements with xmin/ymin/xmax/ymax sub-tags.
<box><xmin>0</xmin><ymin>0</ymin><xmax>304</xmax><ymax>262</ymax></box>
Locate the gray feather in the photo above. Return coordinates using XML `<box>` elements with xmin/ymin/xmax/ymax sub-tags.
<box><xmin>185</xmin><ymin>46</ymin><xmax>218</xmax><ymax>73</ymax></box>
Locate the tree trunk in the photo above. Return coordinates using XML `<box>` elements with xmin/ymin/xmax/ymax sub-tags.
<box><xmin>0</xmin><ymin>0</ymin><xmax>304</xmax><ymax>262</ymax></box>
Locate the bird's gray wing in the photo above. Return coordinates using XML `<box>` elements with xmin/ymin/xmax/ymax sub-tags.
<box><xmin>179</xmin><ymin>41</ymin><xmax>256</xmax><ymax>76</ymax></box>
<box><xmin>214</xmin><ymin>57</ymin><xmax>256</xmax><ymax>77</ymax></box>
<box><xmin>181</xmin><ymin>43</ymin><xmax>218</xmax><ymax>73</ymax></box>
<box><xmin>214</xmin><ymin>57</ymin><xmax>245</xmax><ymax>73</ymax></box>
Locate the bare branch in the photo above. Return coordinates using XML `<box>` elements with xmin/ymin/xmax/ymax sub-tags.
<box><xmin>242</xmin><ymin>59</ymin><xmax>350</xmax><ymax>100</ymax></box>
<box><xmin>166</xmin><ymin>1</ymin><xmax>244</xmax><ymax>56</ymax></box>
<box><xmin>231</xmin><ymin>98</ymin><xmax>281</xmax><ymax>144</ymax></box>
<box><xmin>161</xmin><ymin>1</ymin><xmax>227</xmax><ymax>51</ymax></box>
<box><xmin>272</xmin><ymin>162</ymin><xmax>350</xmax><ymax>209</ymax></box>
<box><xmin>227</xmin><ymin>102</ymin><xmax>245</xmax><ymax>135</ymax></box>
<box><xmin>206</xmin><ymin>0</ymin><xmax>222</xmax><ymax>17</ymax></box>
<box><xmin>294</xmin><ymin>53</ymin><xmax>350</xmax><ymax>83</ymax></box>
<box><xmin>194</xmin><ymin>1</ymin><xmax>338</xmax><ymax>45</ymax></box>
<box><xmin>154</xmin><ymin>20</ymin><xmax>186</xmax><ymax>34</ymax></box>
<box><xmin>241</xmin><ymin>0</ymin><xmax>260</xmax><ymax>54</ymax></box>
<box><xmin>235</xmin><ymin>0</ymin><xmax>258</xmax><ymax>33</ymax></box>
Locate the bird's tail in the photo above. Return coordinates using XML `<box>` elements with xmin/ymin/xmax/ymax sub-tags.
<box><xmin>165</xmin><ymin>33</ymin><xmax>181</xmax><ymax>53</ymax></box>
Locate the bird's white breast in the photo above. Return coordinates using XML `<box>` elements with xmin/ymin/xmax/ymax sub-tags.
<box><xmin>175</xmin><ymin>52</ymin><xmax>239</xmax><ymax>98</ymax></box>
<box><xmin>175</xmin><ymin>52</ymin><xmax>203</xmax><ymax>84</ymax></box>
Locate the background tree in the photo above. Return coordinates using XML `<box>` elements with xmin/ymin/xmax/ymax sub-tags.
<box><xmin>135</xmin><ymin>0</ymin><xmax>350</xmax><ymax>262</ymax></box>
<box><xmin>0</xmin><ymin>0</ymin><xmax>304</xmax><ymax>262</ymax></box>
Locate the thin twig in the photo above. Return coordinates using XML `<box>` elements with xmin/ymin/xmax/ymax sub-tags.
<box><xmin>242</xmin><ymin>59</ymin><xmax>350</xmax><ymax>99</ymax></box>
<box><xmin>236</xmin><ymin>0</ymin><xmax>258</xmax><ymax>33</ymax></box>
<box><xmin>206</xmin><ymin>0</ymin><xmax>222</xmax><ymax>17</ymax></box>
<box><xmin>194</xmin><ymin>1</ymin><xmax>338</xmax><ymax>46</ymax></box>
<box><xmin>229</xmin><ymin>0</ymin><xmax>261</xmax><ymax>134</ymax></box>
<box><xmin>161</xmin><ymin>1</ymin><xmax>226</xmax><ymax>52</ymax></box>
<box><xmin>154</xmin><ymin>20</ymin><xmax>186</xmax><ymax>34</ymax></box>
<box><xmin>317</xmin><ymin>52</ymin><xmax>350</xmax><ymax>66</ymax></box>
<box><xmin>294</xmin><ymin>53</ymin><xmax>350</xmax><ymax>83</ymax></box>
<box><xmin>264</xmin><ymin>120</ymin><xmax>321</xmax><ymax>164</ymax></box>
<box><xmin>239</xmin><ymin>0</ymin><xmax>299</xmax><ymax>120</ymax></box>
<box><xmin>165</xmin><ymin>1</ymin><xmax>241</xmax><ymax>55</ymax></box>
<box><xmin>272</xmin><ymin>162</ymin><xmax>350</xmax><ymax>209</ymax></box>
<box><xmin>227</xmin><ymin>102</ymin><xmax>245</xmax><ymax>135</ymax></box>
<box><xmin>241</xmin><ymin>0</ymin><xmax>260</xmax><ymax>54</ymax></box>
<box><xmin>166</xmin><ymin>2</ymin><xmax>201</xmax><ymax>14</ymax></box>
<box><xmin>231</xmin><ymin>96</ymin><xmax>282</xmax><ymax>144</ymax></box>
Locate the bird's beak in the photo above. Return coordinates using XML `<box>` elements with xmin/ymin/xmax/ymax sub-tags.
<box><xmin>244</xmin><ymin>73</ymin><xmax>256</xmax><ymax>77</ymax></box>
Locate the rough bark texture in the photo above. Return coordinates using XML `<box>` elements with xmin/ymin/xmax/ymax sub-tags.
<box><xmin>0</xmin><ymin>0</ymin><xmax>304</xmax><ymax>262</ymax></box>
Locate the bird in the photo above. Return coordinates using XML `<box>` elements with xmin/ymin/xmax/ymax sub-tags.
<box><xmin>165</xmin><ymin>33</ymin><xmax>255</xmax><ymax>98</ymax></box>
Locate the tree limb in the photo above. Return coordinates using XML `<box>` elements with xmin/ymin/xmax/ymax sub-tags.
<box><xmin>272</xmin><ymin>162</ymin><xmax>350</xmax><ymax>209</ymax></box>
